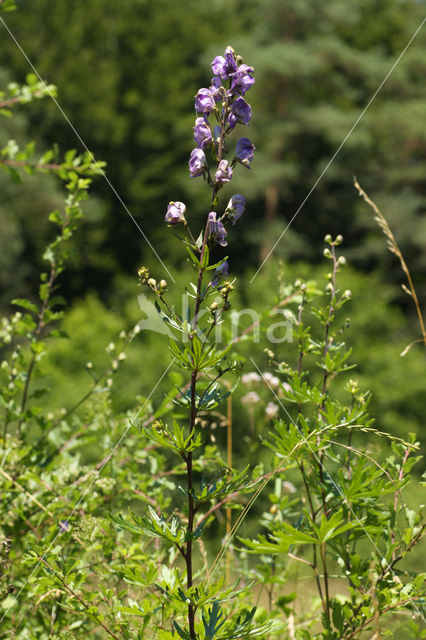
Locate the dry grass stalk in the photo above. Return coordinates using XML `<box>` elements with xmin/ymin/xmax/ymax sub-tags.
<box><xmin>354</xmin><ymin>177</ymin><xmax>426</xmax><ymax>355</ymax></box>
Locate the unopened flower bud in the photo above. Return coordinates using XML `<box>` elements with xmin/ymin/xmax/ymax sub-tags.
<box><xmin>158</xmin><ymin>279</ymin><xmax>168</xmax><ymax>293</ymax></box>
<box><xmin>343</xmin><ymin>289</ymin><xmax>352</xmax><ymax>299</ymax></box>
<box><xmin>210</xmin><ymin>301</ymin><xmax>219</xmax><ymax>312</ymax></box>
<box><xmin>147</xmin><ymin>278</ymin><xmax>157</xmax><ymax>289</ymax></box>
<box><xmin>336</xmin><ymin>234</ymin><xmax>343</xmax><ymax>244</ymax></box>
<box><xmin>324</xmin><ymin>234</ymin><xmax>332</xmax><ymax>244</ymax></box>
<box><xmin>323</xmin><ymin>248</ymin><xmax>332</xmax><ymax>258</ymax></box>
<box><xmin>337</xmin><ymin>256</ymin><xmax>346</xmax><ymax>266</ymax></box>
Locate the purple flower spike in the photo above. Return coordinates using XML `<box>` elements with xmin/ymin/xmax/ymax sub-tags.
<box><xmin>208</xmin><ymin>211</ymin><xmax>228</xmax><ymax>246</ymax></box>
<box><xmin>231</xmin><ymin>97</ymin><xmax>252</xmax><ymax>126</ymax></box>
<box><xmin>193</xmin><ymin>117</ymin><xmax>212</xmax><ymax>149</ymax></box>
<box><xmin>230</xmin><ymin>64</ymin><xmax>255</xmax><ymax>96</ymax></box>
<box><xmin>189</xmin><ymin>148</ymin><xmax>206</xmax><ymax>178</ymax></box>
<box><xmin>235</xmin><ymin>138</ymin><xmax>255</xmax><ymax>167</ymax></box>
<box><xmin>195</xmin><ymin>88</ymin><xmax>215</xmax><ymax>114</ymax></box>
<box><xmin>215</xmin><ymin>159</ymin><xmax>233</xmax><ymax>184</ymax></box>
<box><xmin>165</xmin><ymin>201</ymin><xmax>186</xmax><ymax>225</ymax></box>
<box><xmin>226</xmin><ymin>194</ymin><xmax>246</xmax><ymax>224</ymax></box>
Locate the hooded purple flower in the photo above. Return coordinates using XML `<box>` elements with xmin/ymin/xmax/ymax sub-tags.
<box><xmin>230</xmin><ymin>64</ymin><xmax>255</xmax><ymax>96</ymax></box>
<box><xmin>226</xmin><ymin>194</ymin><xmax>246</xmax><ymax>224</ymax></box>
<box><xmin>235</xmin><ymin>138</ymin><xmax>255</xmax><ymax>167</ymax></box>
<box><xmin>211</xmin><ymin>46</ymin><xmax>238</xmax><ymax>80</ymax></box>
<box><xmin>209</xmin><ymin>76</ymin><xmax>223</xmax><ymax>101</ymax></box>
<box><xmin>193</xmin><ymin>117</ymin><xmax>212</xmax><ymax>149</ymax></box>
<box><xmin>211</xmin><ymin>259</ymin><xmax>229</xmax><ymax>287</ymax></box>
<box><xmin>215</xmin><ymin>260</ymin><xmax>229</xmax><ymax>278</ymax></box>
<box><xmin>195</xmin><ymin>88</ymin><xmax>215</xmax><ymax>114</ymax></box>
<box><xmin>228</xmin><ymin>97</ymin><xmax>252</xmax><ymax>129</ymax></box>
<box><xmin>215</xmin><ymin>159</ymin><xmax>233</xmax><ymax>184</ymax></box>
<box><xmin>208</xmin><ymin>211</ymin><xmax>227</xmax><ymax>246</ymax></box>
<box><xmin>165</xmin><ymin>201</ymin><xmax>186</xmax><ymax>225</ymax></box>
<box><xmin>189</xmin><ymin>148</ymin><xmax>206</xmax><ymax>178</ymax></box>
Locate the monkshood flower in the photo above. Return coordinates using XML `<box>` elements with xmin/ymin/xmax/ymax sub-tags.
<box><xmin>193</xmin><ymin>117</ymin><xmax>212</xmax><ymax>148</ymax></box>
<box><xmin>235</xmin><ymin>137</ymin><xmax>255</xmax><ymax>167</ymax></box>
<box><xmin>211</xmin><ymin>45</ymin><xmax>238</xmax><ymax>80</ymax></box>
<box><xmin>208</xmin><ymin>211</ymin><xmax>227</xmax><ymax>246</ymax></box>
<box><xmin>195</xmin><ymin>88</ymin><xmax>215</xmax><ymax>114</ymax></box>
<box><xmin>189</xmin><ymin>148</ymin><xmax>206</xmax><ymax>177</ymax></box>
<box><xmin>230</xmin><ymin>64</ymin><xmax>255</xmax><ymax>96</ymax></box>
<box><xmin>215</xmin><ymin>159</ymin><xmax>233</xmax><ymax>183</ymax></box>
<box><xmin>225</xmin><ymin>194</ymin><xmax>246</xmax><ymax>224</ymax></box>
<box><xmin>209</xmin><ymin>75</ymin><xmax>223</xmax><ymax>101</ymax></box>
<box><xmin>165</xmin><ymin>201</ymin><xmax>186</xmax><ymax>225</ymax></box>
<box><xmin>228</xmin><ymin>97</ymin><xmax>251</xmax><ymax>129</ymax></box>
<box><xmin>215</xmin><ymin>260</ymin><xmax>229</xmax><ymax>278</ymax></box>
<box><xmin>211</xmin><ymin>259</ymin><xmax>229</xmax><ymax>287</ymax></box>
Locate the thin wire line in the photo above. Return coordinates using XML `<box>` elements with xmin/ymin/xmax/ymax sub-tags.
<box><xmin>0</xmin><ymin>16</ymin><xmax>176</xmax><ymax>283</ymax></box>
<box><xmin>0</xmin><ymin>358</ymin><xmax>175</xmax><ymax>625</ymax></box>
<box><xmin>250</xmin><ymin>16</ymin><xmax>426</xmax><ymax>283</ymax></box>
<box><xmin>249</xmin><ymin>355</ymin><xmax>425</xmax><ymax>623</ymax></box>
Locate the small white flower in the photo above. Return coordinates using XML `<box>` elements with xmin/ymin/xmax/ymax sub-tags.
<box><xmin>241</xmin><ymin>372</ymin><xmax>261</xmax><ymax>385</ymax></box>
<box><xmin>241</xmin><ymin>391</ymin><xmax>260</xmax><ymax>406</ymax></box>
<box><xmin>265</xmin><ymin>401</ymin><xmax>279</xmax><ymax>419</ymax></box>
<box><xmin>282</xmin><ymin>481</ymin><xmax>296</xmax><ymax>494</ymax></box>
<box><xmin>262</xmin><ymin>372</ymin><xmax>280</xmax><ymax>388</ymax></box>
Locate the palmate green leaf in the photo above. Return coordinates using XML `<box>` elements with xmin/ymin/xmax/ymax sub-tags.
<box><xmin>144</xmin><ymin>420</ymin><xmax>203</xmax><ymax>454</ymax></box>
<box><xmin>110</xmin><ymin>507</ymin><xmax>186</xmax><ymax>546</ymax></box>
<box><xmin>202</xmin><ymin>601</ymin><xmax>225</xmax><ymax>640</ymax></box>
<box><xmin>314</xmin><ymin>511</ymin><xmax>362</xmax><ymax>543</ymax></box>
<box><xmin>193</xmin><ymin>465</ymin><xmax>254</xmax><ymax>504</ymax></box>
